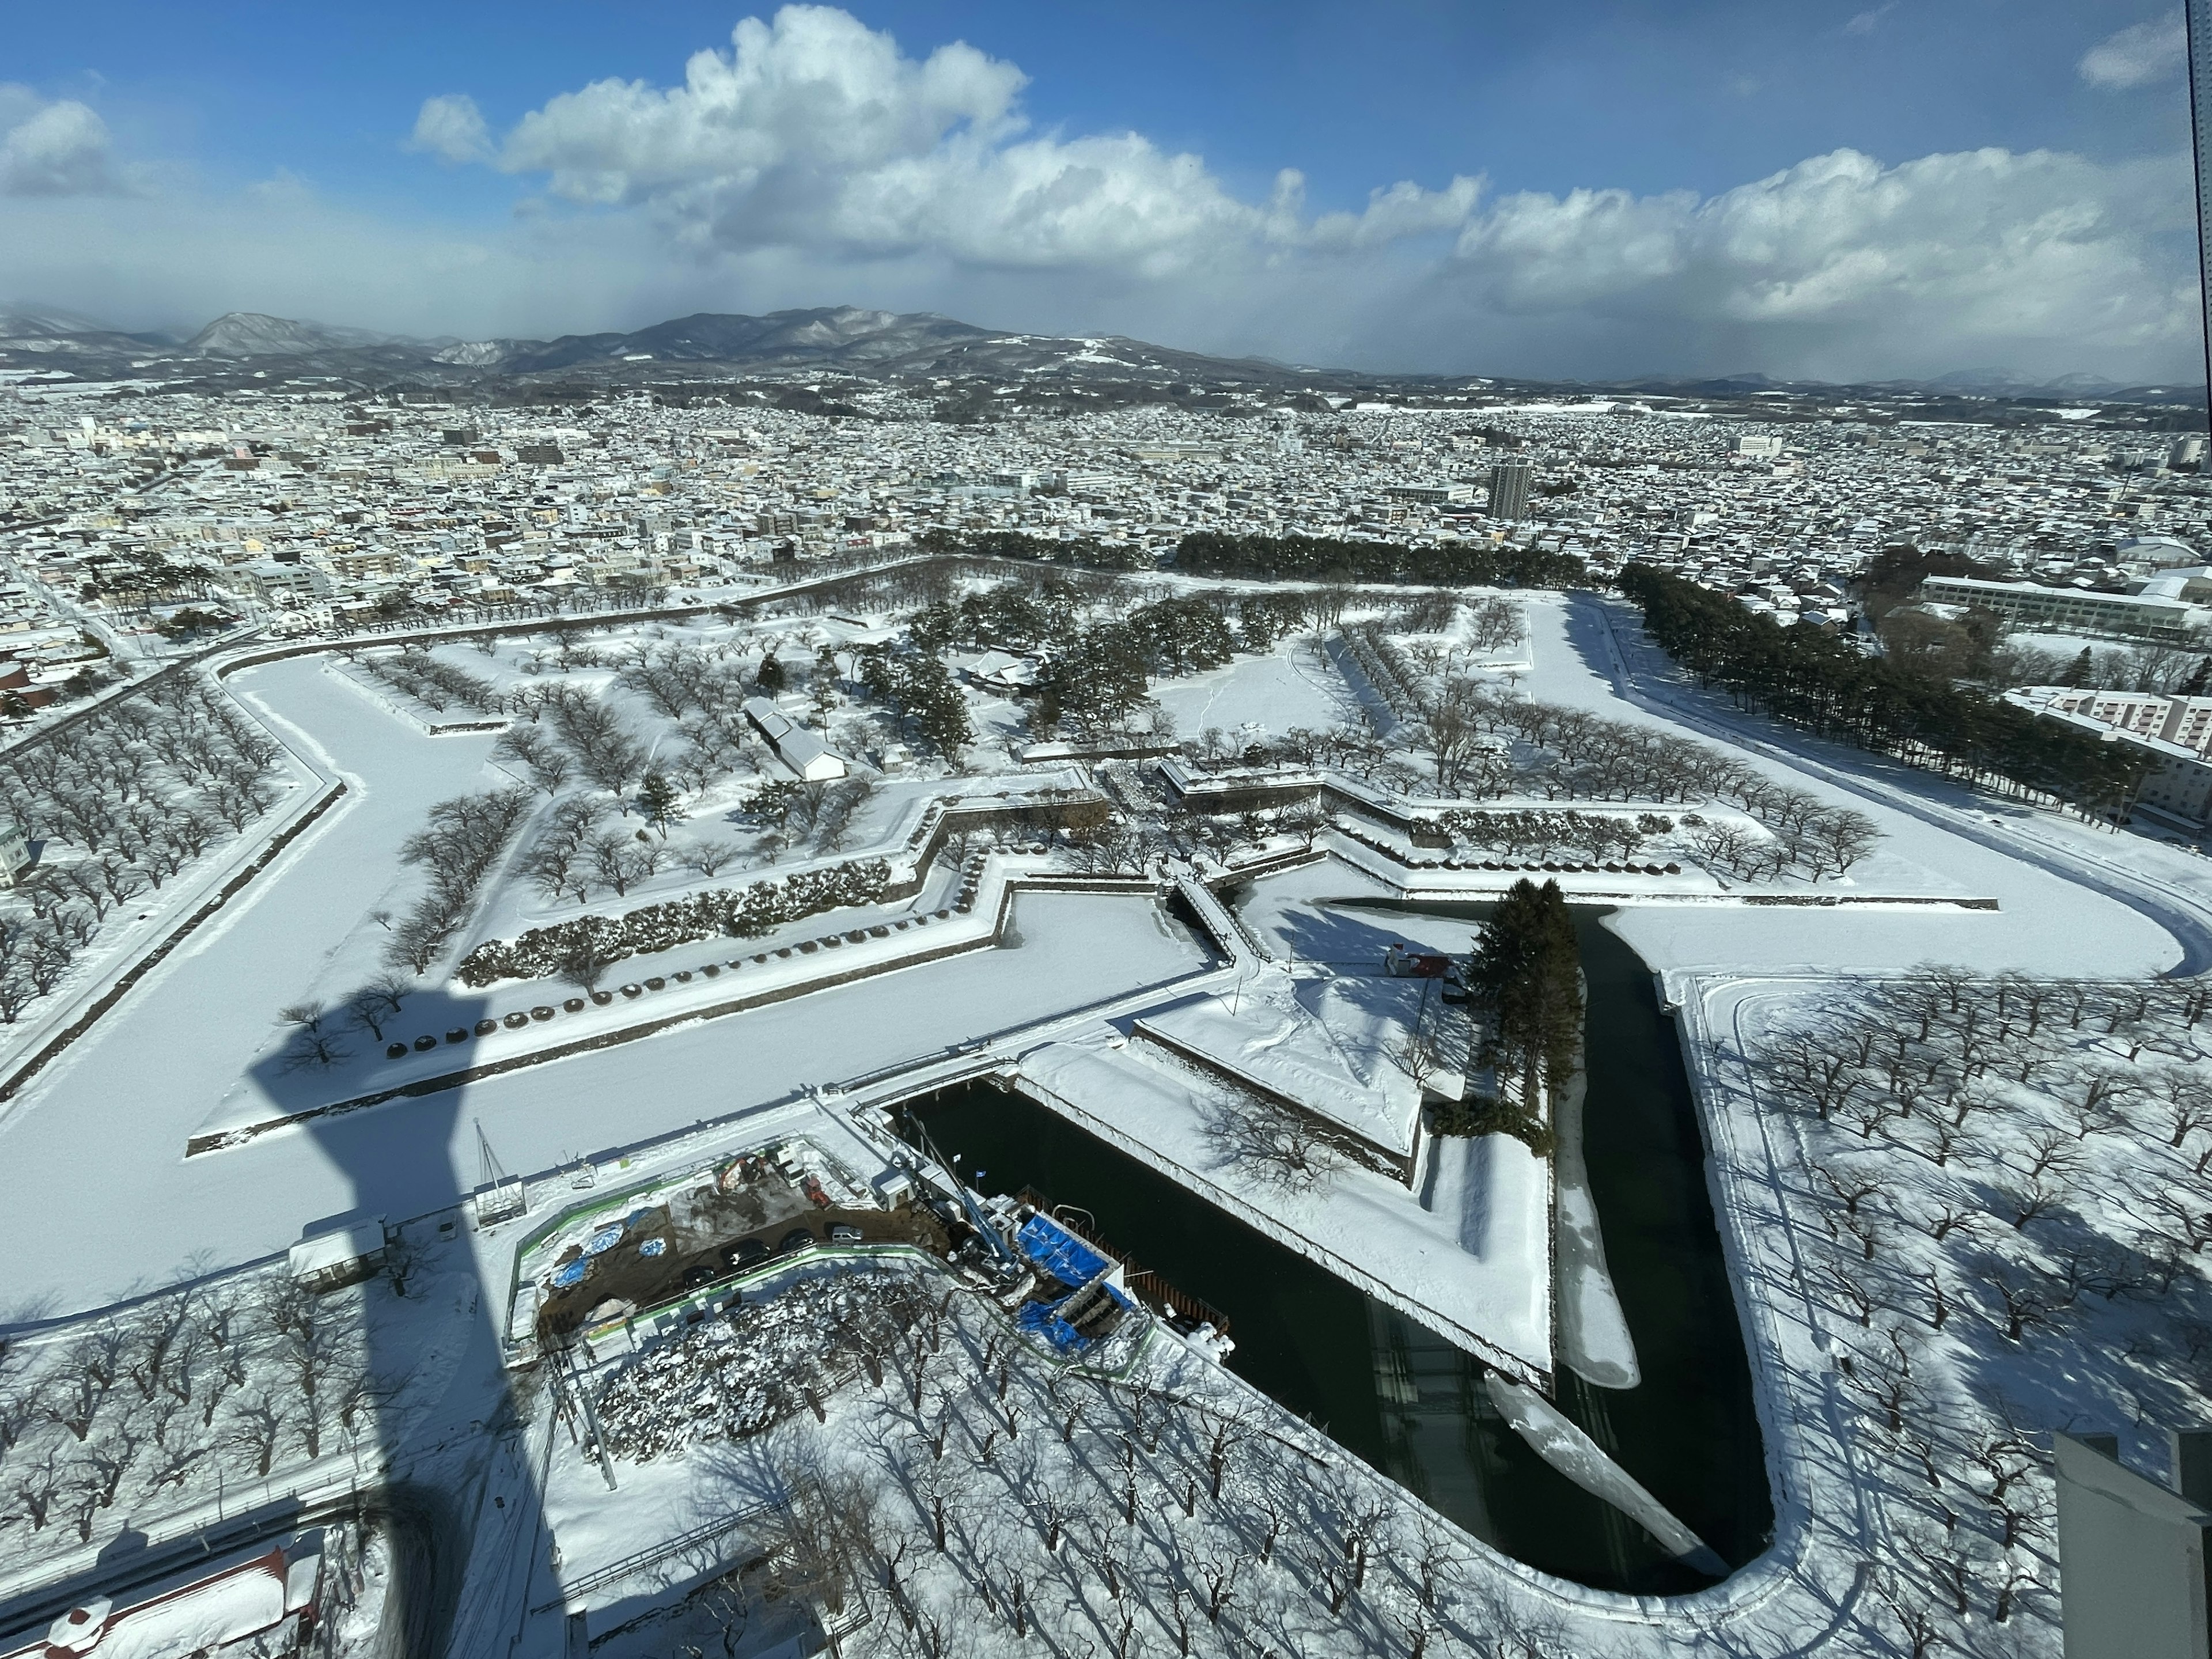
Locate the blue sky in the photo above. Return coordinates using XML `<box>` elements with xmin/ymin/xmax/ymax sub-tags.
<box><xmin>0</xmin><ymin>2</ymin><xmax>2198</xmax><ymax>381</ymax></box>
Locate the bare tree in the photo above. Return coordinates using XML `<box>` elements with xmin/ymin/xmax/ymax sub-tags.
<box><xmin>679</xmin><ymin>838</ymin><xmax>743</xmax><ymax>879</ymax></box>
<box><xmin>226</xmin><ymin>1392</ymin><xmax>289</xmax><ymax>1478</ymax></box>
<box><xmin>1200</xmin><ymin>1096</ymin><xmax>1338</xmax><ymax>1192</ymax></box>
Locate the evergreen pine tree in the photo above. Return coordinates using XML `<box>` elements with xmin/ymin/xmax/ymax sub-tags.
<box><xmin>638</xmin><ymin>770</ymin><xmax>681</xmax><ymax>835</ymax></box>
<box><xmin>2181</xmin><ymin>656</ymin><xmax>2211</xmax><ymax>697</ymax></box>
<box><xmin>2061</xmin><ymin>647</ymin><xmax>2093</xmax><ymax>688</ymax></box>
<box><xmin>755</xmin><ymin>652</ymin><xmax>786</xmax><ymax>693</ymax></box>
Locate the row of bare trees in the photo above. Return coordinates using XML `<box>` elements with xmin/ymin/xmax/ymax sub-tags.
<box><xmin>381</xmin><ymin>787</ymin><xmax>533</xmax><ymax>979</ymax></box>
<box><xmin>0</xmin><ymin>1275</ymin><xmax>385</xmax><ymax>1555</ymax></box>
<box><xmin>1755</xmin><ymin>968</ymin><xmax>2212</xmax><ymax>1652</ymax></box>
<box><xmin>0</xmin><ymin>672</ymin><xmax>286</xmax><ymax>1024</ymax></box>
<box><xmin>1230</xmin><ymin>635</ymin><xmax>1885</xmax><ymax>884</ymax></box>
<box><xmin>584</xmin><ymin>1260</ymin><xmax>1566</xmax><ymax>1658</ymax></box>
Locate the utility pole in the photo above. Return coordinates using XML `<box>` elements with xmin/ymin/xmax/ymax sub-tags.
<box><xmin>2188</xmin><ymin>0</ymin><xmax>2212</xmax><ymax>436</ymax></box>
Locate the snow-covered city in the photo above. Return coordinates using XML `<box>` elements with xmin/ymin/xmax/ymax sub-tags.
<box><xmin>1</xmin><ymin>304</ymin><xmax>2209</xmax><ymax>1658</ymax></box>
<box><xmin>6</xmin><ymin>2</ymin><xmax>2212</xmax><ymax>1653</ymax></box>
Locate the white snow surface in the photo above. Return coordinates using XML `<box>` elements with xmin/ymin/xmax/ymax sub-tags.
<box><xmin>1150</xmin><ymin>641</ymin><xmax>1355</xmax><ymax>739</ymax></box>
<box><xmin>1485</xmin><ymin>1374</ymin><xmax>1724</xmax><ymax>1574</ymax></box>
<box><xmin>1136</xmin><ymin>969</ymin><xmax>1425</xmax><ymax>1156</ymax></box>
<box><xmin>0</xmin><ymin>661</ymin><xmax>1209</xmax><ymax>1317</ymax></box>
<box><xmin>9</xmin><ymin>577</ymin><xmax>2212</xmax><ymax>1657</ymax></box>
<box><xmin>1016</xmin><ymin>1032</ymin><xmax>1554</xmax><ymax>1381</ymax></box>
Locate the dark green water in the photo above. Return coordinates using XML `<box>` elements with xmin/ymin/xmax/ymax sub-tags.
<box><xmin>912</xmin><ymin>909</ymin><xmax>1771</xmax><ymax>1593</ymax></box>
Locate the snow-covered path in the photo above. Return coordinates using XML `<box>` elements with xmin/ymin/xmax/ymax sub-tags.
<box><xmin>0</xmin><ymin>659</ymin><xmax>1209</xmax><ymax>1323</ymax></box>
<box><xmin>1513</xmin><ymin>593</ymin><xmax>2188</xmax><ymax>980</ymax></box>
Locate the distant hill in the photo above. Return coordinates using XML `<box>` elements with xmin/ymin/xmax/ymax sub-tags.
<box><xmin>0</xmin><ymin>301</ymin><xmax>2199</xmax><ymax>410</ymax></box>
<box><xmin>185</xmin><ymin>312</ymin><xmax>405</xmax><ymax>356</ymax></box>
<box><xmin>0</xmin><ymin>302</ymin><xmax>119</xmax><ymax>339</ymax></box>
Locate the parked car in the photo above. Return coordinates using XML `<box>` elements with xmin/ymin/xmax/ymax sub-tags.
<box><xmin>828</xmin><ymin>1224</ymin><xmax>863</xmax><ymax>1244</ymax></box>
<box><xmin>778</xmin><ymin>1227</ymin><xmax>817</xmax><ymax>1253</ymax></box>
<box><xmin>726</xmin><ymin>1237</ymin><xmax>770</xmax><ymax>1269</ymax></box>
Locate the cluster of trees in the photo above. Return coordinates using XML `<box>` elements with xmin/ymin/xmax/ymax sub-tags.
<box><xmin>518</xmin><ymin>796</ymin><xmax>740</xmax><ymax>908</ymax></box>
<box><xmin>907</xmin><ymin>581</ymin><xmax>1244</xmax><ymax>743</ymax></box>
<box><xmin>1436</xmin><ymin>809</ymin><xmax>1675</xmax><ymax>865</ymax></box>
<box><xmin>355</xmin><ymin>648</ymin><xmax>501</xmax><ymax>715</ymax></box>
<box><xmin>368</xmin><ymin>632</ymin><xmax>794</xmax><ymax>820</ymax></box>
<box><xmin>583</xmin><ymin>1259</ymin><xmax>1548</xmax><ymax>1658</ymax></box>
<box><xmin>0</xmin><ymin>674</ymin><xmax>287</xmax><ymax>1024</ymax></box>
<box><xmin>2031</xmin><ymin>638</ymin><xmax>2210</xmax><ymax>698</ymax></box>
<box><xmin>272</xmin><ymin>974</ymin><xmax>415</xmax><ymax>1070</ymax></box>
<box><xmin>912</xmin><ymin>527</ymin><xmax>1152</xmax><ymax>571</ymax></box>
<box><xmin>456</xmin><ymin>857</ymin><xmax>894</xmax><ymax>987</ymax></box>
<box><xmin>745</xmin><ymin>776</ymin><xmax>881</xmax><ymax>857</ymax></box>
<box><xmin>910</xmin><ymin>585</ymin><xmax>1062</xmax><ymax>654</ymax></box>
<box><xmin>1331</xmin><ymin>630</ymin><xmax>1885</xmax><ymax>880</ymax></box>
<box><xmin>1619</xmin><ymin>565</ymin><xmax>2152</xmax><ymax>815</ymax></box>
<box><xmin>0</xmin><ymin>1272</ymin><xmax>383</xmax><ymax>1555</ymax></box>
<box><xmin>1455</xmin><ymin>878</ymin><xmax>1581</xmax><ymax>1153</ymax></box>
<box><xmin>1677</xmin><ymin>808</ymin><xmax>1879</xmax><ymax>884</ymax></box>
<box><xmin>377</xmin><ymin>787</ymin><xmax>532</xmax><ymax>978</ymax></box>
<box><xmin>855</xmin><ymin>647</ymin><xmax>973</xmax><ymax>756</ymax></box>
<box><xmin>897</xmin><ymin>574</ymin><xmax>1347</xmax><ymax>750</ymax></box>
<box><xmin>1032</xmin><ymin>598</ymin><xmax>1241</xmax><ymax>742</ymax></box>
<box><xmin>1176</xmin><ymin>531</ymin><xmax>1586</xmax><ymax>590</ymax></box>
<box><xmin>1755</xmin><ymin>969</ymin><xmax>2212</xmax><ymax>1647</ymax></box>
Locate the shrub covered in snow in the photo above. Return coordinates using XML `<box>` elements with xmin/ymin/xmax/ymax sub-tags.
<box><xmin>458</xmin><ymin>858</ymin><xmax>893</xmax><ymax>986</ymax></box>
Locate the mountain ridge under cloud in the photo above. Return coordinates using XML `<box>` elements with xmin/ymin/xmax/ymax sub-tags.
<box><xmin>0</xmin><ymin>301</ymin><xmax>2198</xmax><ymax>402</ymax></box>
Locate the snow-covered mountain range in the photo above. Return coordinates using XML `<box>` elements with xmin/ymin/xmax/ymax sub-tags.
<box><xmin>0</xmin><ymin>301</ymin><xmax>2194</xmax><ymax>402</ymax></box>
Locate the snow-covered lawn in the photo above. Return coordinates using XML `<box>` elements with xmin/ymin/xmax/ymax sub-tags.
<box><xmin>1014</xmin><ymin>1030</ymin><xmax>1554</xmax><ymax>1385</ymax></box>
<box><xmin>1150</xmin><ymin>641</ymin><xmax>1355</xmax><ymax>741</ymax></box>
<box><xmin>11</xmin><ymin>562</ymin><xmax>2212</xmax><ymax>1658</ymax></box>
<box><xmin>1134</xmin><ymin>969</ymin><xmax>1429</xmax><ymax>1158</ymax></box>
<box><xmin>1680</xmin><ymin>967</ymin><xmax>2212</xmax><ymax>1656</ymax></box>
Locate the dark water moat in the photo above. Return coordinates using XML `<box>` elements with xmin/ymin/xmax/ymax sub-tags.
<box><xmin>914</xmin><ymin>908</ymin><xmax>1771</xmax><ymax>1593</ymax></box>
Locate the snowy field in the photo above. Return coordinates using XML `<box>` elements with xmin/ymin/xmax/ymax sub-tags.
<box><xmin>4</xmin><ymin>565</ymin><xmax>2211</xmax><ymax>1658</ymax></box>
<box><xmin>1150</xmin><ymin>641</ymin><xmax>1357</xmax><ymax>741</ymax></box>
<box><xmin>0</xmin><ymin>653</ymin><xmax>1210</xmax><ymax>1319</ymax></box>
<box><xmin>1534</xmin><ymin>593</ymin><xmax>2188</xmax><ymax>979</ymax></box>
<box><xmin>1018</xmin><ymin>1032</ymin><xmax>1554</xmax><ymax>1382</ymax></box>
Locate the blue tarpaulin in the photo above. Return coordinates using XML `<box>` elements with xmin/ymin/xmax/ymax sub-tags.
<box><xmin>1016</xmin><ymin>1213</ymin><xmax>1109</xmax><ymax>1289</ymax></box>
<box><xmin>1017</xmin><ymin>1279</ymin><xmax>1137</xmax><ymax>1355</ymax></box>
<box><xmin>1017</xmin><ymin>1298</ymin><xmax>1089</xmax><ymax>1354</ymax></box>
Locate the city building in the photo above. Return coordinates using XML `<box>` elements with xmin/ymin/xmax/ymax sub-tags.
<box><xmin>2009</xmin><ymin>687</ymin><xmax>2212</xmax><ymax>760</ymax></box>
<box><xmin>2023</xmin><ymin>698</ymin><xmax>2212</xmax><ymax>831</ymax></box>
<box><xmin>2055</xmin><ymin>1429</ymin><xmax>2212</xmax><ymax>1659</ymax></box>
<box><xmin>743</xmin><ymin>696</ymin><xmax>847</xmax><ymax>781</ymax></box>
<box><xmin>1918</xmin><ymin>575</ymin><xmax>2210</xmax><ymax>643</ymax></box>
<box><xmin>0</xmin><ymin>818</ymin><xmax>28</xmax><ymax>887</ymax></box>
<box><xmin>1487</xmin><ymin>456</ymin><xmax>1532</xmax><ymax>521</ymax></box>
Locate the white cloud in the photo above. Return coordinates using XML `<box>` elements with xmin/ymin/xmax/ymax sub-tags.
<box><xmin>2080</xmin><ymin>12</ymin><xmax>2187</xmax><ymax>89</ymax></box>
<box><xmin>1308</xmin><ymin>176</ymin><xmax>1484</xmax><ymax>252</ymax></box>
<box><xmin>0</xmin><ymin>93</ymin><xmax>119</xmax><ymax>196</ymax></box>
<box><xmin>1435</xmin><ymin>146</ymin><xmax>2196</xmax><ymax>380</ymax></box>
<box><xmin>408</xmin><ymin>94</ymin><xmax>493</xmax><ymax>164</ymax></box>
<box><xmin>484</xmin><ymin>5</ymin><xmax>1262</xmax><ymax>271</ymax></box>
<box><xmin>1844</xmin><ymin>3</ymin><xmax>1897</xmax><ymax>38</ymax></box>
<box><xmin>0</xmin><ymin>7</ymin><xmax>2196</xmax><ymax>387</ymax></box>
<box><xmin>478</xmin><ymin>5</ymin><xmax>1464</xmax><ymax>273</ymax></box>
